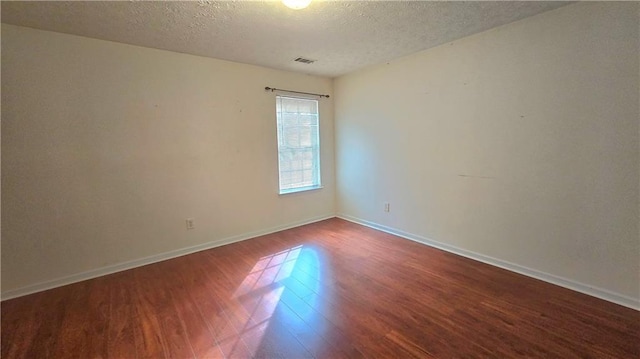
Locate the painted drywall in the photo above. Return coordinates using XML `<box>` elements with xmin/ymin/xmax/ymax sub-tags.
<box><xmin>1</xmin><ymin>24</ymin><xmax>335</xmax><ymax>295</ymax></box>
<box><xmin>335</xmin><ymin>2</ymin><xmax>640</xmax><ymax>303</ymax></box>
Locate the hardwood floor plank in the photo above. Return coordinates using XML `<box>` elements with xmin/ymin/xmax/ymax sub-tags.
<box><xmin>1</xmin><ymin>293</ymin><xmax>44</xmax><ymax>359</ymax></box>
<box><xmin>159</xmin><ymin>309</ymin><xmax>195</xmax><ymax>359</ymax></box>
<box><xmin>131</xmin><ymin>268</ymin><xmax>169</xmax><ymax>359</ymax></box>
<box><xmin>50</xmin><ymin>281</ymin><xmax>93</xmax><ymax>358</ymax></box>
<box><xmin>164</xmin><ymin>259</ymin><xmax>225</xmax><ymax>359</ymax></box>
<box><xmin>384</xmin><ymin>329</ymin><xmax>436</xmax><ymax>358</ymax></box>
<box><xmin>270</xmin><ymin>296</ymin><xmax>351</xmax><ymax>359</ymax></box>
<box><xmin>256</xmin><ymin>317</ymin><xmax>313</xmax><ymax>359</ymax></box>
<box><xmin>23</xmin><ymin>287</ymin><xmax>70</xmax><ymax>359</ymax></box>
<box><xmin>187</xmin><ymin>259</ymin><xmax>254</xmax><ymax>358</ymax></box>
<box><xmin>85</xmin><ymin>277</ymin><xmax>112</xmax><ymax>359</ymax></box>
<box><xmin>107</xmin><ymin>272</ymin><xmax>138</xmax><ymax>359</ymax></box>
<box><xmin>2</xmin><ymin>218</ymin><xmax>638</xmax><ymax>358</ymax></box>
<box><xmin>278</xmin><ymin>288</ymin><xmax>364</xmax><ymax>358</ymax></box>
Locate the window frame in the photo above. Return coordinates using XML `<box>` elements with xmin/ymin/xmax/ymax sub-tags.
<box><xmin>275</xmin><ymin>95</ymin><xmax>322</xmax><ymax>195</ymax></box>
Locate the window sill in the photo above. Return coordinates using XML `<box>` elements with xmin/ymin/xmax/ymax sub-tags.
<box><xmin>279</xmin><ymin>185</ymin><xmax>323</xmax><ymax>195</ymax></box>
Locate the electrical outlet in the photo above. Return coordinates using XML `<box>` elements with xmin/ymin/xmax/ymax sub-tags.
<box><xmin>186</xmin><ymin>218</ymin><xmax>195</xmax><ymax>230</ymax></box>
<box><xmin>384</xmin><ymin>203</ymin><xmax>390</xmax><ymax>212</ymax></box>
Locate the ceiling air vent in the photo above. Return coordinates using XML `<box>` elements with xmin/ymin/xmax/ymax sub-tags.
<box><xmin>294</xmin><ymin>57</ymin><xmax>316</xmax><ymax>64</ymax></box>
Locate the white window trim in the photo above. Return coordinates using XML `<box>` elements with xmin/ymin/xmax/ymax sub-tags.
<box><xmin>276</xmin><ymin>95</ymin><xmax>322</xmax><ymax>195</ymax></box>
<box><xmin>279</xmin><ymin>184</ymin><xmax>324</xmax><ymax>195</ymax></box>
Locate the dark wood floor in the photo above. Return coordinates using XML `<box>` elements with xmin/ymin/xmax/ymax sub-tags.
<box><xmin>2</xmin><ymin>218</ymin><xmax>639</xmax><ymax>358</ymax></box>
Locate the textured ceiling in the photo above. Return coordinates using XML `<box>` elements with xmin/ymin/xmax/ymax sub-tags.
<box><xmin>1</xmin><ymin>1</ymin><xmax>570</xmax><ymax>78</ymax></box>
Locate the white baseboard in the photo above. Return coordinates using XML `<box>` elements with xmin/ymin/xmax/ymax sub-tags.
<box><xmin>337</xmin><ymin>214</ymin><xmax>640</xmax><ymax>311</ymax></box>
<box><xmin>5</xmin><ymin>213</ymin><xmax>638</xmax><ymax>311</ymax></box>
<box><xmin>1</xmin><ymin>214</ymin><xmax>335</xmax><ymax>301</ymax></box>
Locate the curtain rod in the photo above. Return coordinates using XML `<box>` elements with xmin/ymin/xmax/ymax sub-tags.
<box><xmin>265</xmin><ymin>87</ymin><xmax>330</xmax><ymax>98</ymax></box>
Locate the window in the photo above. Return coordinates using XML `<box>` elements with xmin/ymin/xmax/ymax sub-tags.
<box><xmin>276</xmin><ymin>95</ymin><xmax>321</xmax><ymax>194</ymax></box>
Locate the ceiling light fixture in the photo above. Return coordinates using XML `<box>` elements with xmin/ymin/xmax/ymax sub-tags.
<box><xmin>282</xmin><ymin>0</ymin><xmax>312</xmax><ymax>10</ymax></box>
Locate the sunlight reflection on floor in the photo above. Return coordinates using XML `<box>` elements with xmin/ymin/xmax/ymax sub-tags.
<box><xmin>220</xmin><ymin>245</ymin><xmax>309</xmax><ymax>357</ymax></box>
<box><xmin>233</xmin><ymin>245</ymin><xmax>302</xmax><ymax>298</ymax></box>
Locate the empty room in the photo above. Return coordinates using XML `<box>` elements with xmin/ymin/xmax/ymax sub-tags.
<box><xmin>1</xmin><ymin>1</ymin><xmax>638</xmax><ymax>358</ymax></box>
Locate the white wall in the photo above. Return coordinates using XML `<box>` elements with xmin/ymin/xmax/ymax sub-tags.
<box><xmin>335</xmin><ymin>2</ymin><xmax>639</xmax><ymax>305</ymax></box>
<box><xmin>1</xmin><ymin>24</ymin><xmax>335</xmax><ymax>296</ymax></box>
